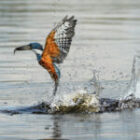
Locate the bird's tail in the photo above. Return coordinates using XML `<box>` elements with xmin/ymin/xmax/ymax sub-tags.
<box><xmin>53</xmin><ymin>80</ymin><xmax>59</xmax><ymax>96</ymax></box>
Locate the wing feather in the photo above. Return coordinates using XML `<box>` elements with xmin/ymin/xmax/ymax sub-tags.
<box><xmin>42</xmin><ymin>16</ymin><xmax>77</xmax><ymax>64</ymax></box>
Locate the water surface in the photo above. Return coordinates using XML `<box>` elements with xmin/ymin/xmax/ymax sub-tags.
<box><xmin>0</xmin><ymin>0</ymin><xmax>140</xmax><ymax>140</ymax></box>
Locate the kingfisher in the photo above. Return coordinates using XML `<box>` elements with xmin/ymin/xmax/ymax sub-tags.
<box><xmin>14</xmin><ymin>16</ymin><xmax>77</xmax><ymax>95</ymax></box>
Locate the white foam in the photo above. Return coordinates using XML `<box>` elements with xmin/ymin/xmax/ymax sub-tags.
<box><xmin>46</xmin><ymin>89</ymin><xmax>100</xmax><ymax>113</ymax></box>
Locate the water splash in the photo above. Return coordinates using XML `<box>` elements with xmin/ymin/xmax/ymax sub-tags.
<box><xmin>24</xmin><ymin>61</ymin><xmax>140</xmax><ymax>113</ymax></box>
<box><xmin>30</xmin><ymin>71</ymin><xmax>101</xmax><ymax>114</ymax></box>
<box><xmin>126</xmin><ymin>55</ymin><xmax>140</xmax><ymax>98</ymax></box>
<box><xmin>1</xmin><ymin>59</ymin><xmax>140</xmax><ymax>115</ymax></box>
<box><xmin>46</xmin><ymin>90</ymin><xmax>100</xmax><ymax>113</ymax></box>
<box><xmin>86</xmin><ymin>70</ymin><xmax>101</xmax><ymax>96</ymax></box>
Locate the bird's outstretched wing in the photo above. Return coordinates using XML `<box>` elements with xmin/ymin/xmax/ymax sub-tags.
<box><xmin>42</xmin><ymin>16</ymin><xmax>77</xmax><ymax>63</ymax></box>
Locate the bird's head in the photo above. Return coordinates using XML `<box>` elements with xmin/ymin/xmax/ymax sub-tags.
<box><xmin>14</xmin><ymin>42</ymin><xmax>43</xmax><ymax>61</ymax></box>
<box><xmin>14</xmin><ymin>42</ymin><xmax>43</xmax><ymax>53</ymax></box>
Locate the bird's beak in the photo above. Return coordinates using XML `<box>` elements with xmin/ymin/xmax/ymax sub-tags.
<box><xmin>14</xmin><ymin>45</ymin><xmax>31</xmax><ymax>54</ymax></box>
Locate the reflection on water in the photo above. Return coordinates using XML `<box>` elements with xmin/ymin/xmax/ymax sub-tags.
<box><xmin>0</xmin><ymin>0</ymin><xmax>140</xmax><ymax>139</ymax></box>
<box><xmin>43</xmin><ymin>111</ymin><xmax>140</xmax><ymax>140</ymax></box>
<box><xmin>52</xmin><ymin>116</ymin><xmax>62</xmax><ymax>139</ymax></box>
<box><xmin>0</xmin><ymin>111</ymin><xmax>140</xmax><ymax>140</ymax></box>
<box><xmin>42</xmin><ymin>115</ymin><xmax>65</xmax><ymax>140</ymax></box>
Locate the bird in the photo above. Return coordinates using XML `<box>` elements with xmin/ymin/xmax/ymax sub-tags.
<box><xmin>14</xmin><ymin>16</ymin><xmax>77</xmax><ymax>95</ymax></box>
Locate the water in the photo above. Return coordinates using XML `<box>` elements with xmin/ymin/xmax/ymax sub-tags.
<box><xmin>0</xmin><ymin>0</ymin><xmax>140</xmax><ymax>139</ymax></box>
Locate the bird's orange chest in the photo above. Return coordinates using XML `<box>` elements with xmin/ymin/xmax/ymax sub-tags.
<box><xmin>39</xmin><ymin>56</ymin><xmax>53</xmax><ymax>71</ymax></box>
<box><xmin>39</xmin><ymin>56</ymin><xmax>58</xmax><ymax>81</ymax></box>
